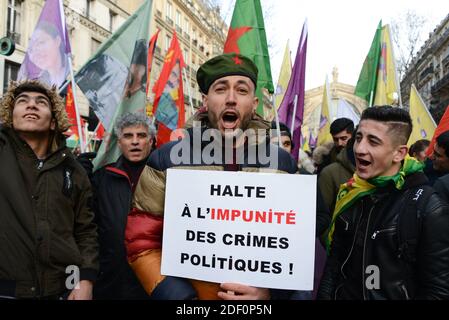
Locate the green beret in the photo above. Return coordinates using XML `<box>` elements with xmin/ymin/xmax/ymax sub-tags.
<box><xmin>196</xmin><ymin>53</ymin><xmax>258</xmax><ymax>94</ymax></box>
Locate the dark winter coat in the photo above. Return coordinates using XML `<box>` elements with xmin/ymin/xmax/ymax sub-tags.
<box><xmin>0</xmin><ymin>128</ymin><xmax>98</xmax><ymax>298</ymax></box>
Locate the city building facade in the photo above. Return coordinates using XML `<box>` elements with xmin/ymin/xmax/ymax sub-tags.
<box><xmin>401</xmin><ymin>14</ymin><xmax>449</xmax><ymax>123</ymax></box>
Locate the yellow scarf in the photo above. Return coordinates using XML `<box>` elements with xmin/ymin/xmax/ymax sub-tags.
<box><xmin>326</xmin><ymin>155</ymin><xmax>424</xmax><ymax>253</ymax></box>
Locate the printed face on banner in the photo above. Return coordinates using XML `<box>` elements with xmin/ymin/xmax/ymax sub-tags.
<box><xmin>75</xmin><ymin>54</ymin><xmax>128</xmax><ymax>130</ymax></box>
<box><xmin>161</xmin><ymin>169</ymin><xmax>317</xmax><ymax>291</ymax></box>
<box><xmin>21</xmin><ymin>21</ymin><xmax>69</xmax><ymax>87</ymax></box>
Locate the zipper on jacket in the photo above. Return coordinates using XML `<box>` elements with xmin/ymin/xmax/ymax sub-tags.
<box><xmin>340</xmin><ymin>200</ymin><xmax>364</xmax><ymax>281</ymax></box>
<box><xmin>336</xmin><ymin>205</ymin><xmax>363</xmax><ymax>300</ymax></box>
<box><xmin>371</xmin><ymin>227</ymin><xmax>396</xmax><ymax>240</ymax></box>
<box><xmin>362</xmin><ymin>204</ymin><xmax>376</xmax><ymax>300</ymax></box>
<box><xmin>400</xmin><ymin>284</ymin><xmax>410</xmax><ymax>300</ymax></box>
<box><xmin>339</xmin><ymin>215</ymin><xmax>350</xmax><ymax>231</ymax></box>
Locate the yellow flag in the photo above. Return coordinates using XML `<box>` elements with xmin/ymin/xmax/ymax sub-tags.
<box><xmin>408</xmin><ymin>84</ymin><xmax>436</xmax><ymax>146</ymax></box>
<box><xmin>373</xmin><ymin>25</ymin><xmax>401</xmax><ymax>106</ymax></box>
<box><xmin>317</xmin><ymin>77</ymin><xmax>333</xmax><ymax>146</ymax></box>
<box><xmin>302</xmin><ymin>134</ymin><xmax>311</xmax><ymax>153</ymax></box>
<box><xmin>275</xmin><ymin>41</ymin><xmax>292</xmax><ymax>109</ymax></box>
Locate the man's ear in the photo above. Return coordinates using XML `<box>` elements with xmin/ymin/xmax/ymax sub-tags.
<box><xmin>202</xmin><ymin>94</ymin><xmax>208</xmax><ymax>111</ymax></box>
<box><xmin>50</xmin><ymin>118</ymin><xmax>56</xmax><ymax>131</ymax></box>
<box><xmin>252</xmin><ymin>96</ymin><xmax>258</xmax><ymax>114</ymax></box>
<box><xmin>393</xmin><ymin>145</ymin><xmax>409</xmax><ymax>163</ymax></box>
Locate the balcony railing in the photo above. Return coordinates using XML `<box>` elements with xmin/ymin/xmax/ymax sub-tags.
<box><xmin>419</xmin><ymin>65</ymin><xmax>434</xmax><ymax>82</ymax></box>
<box><xmin>166</xmin><ymin>16</ymin><xmax>173</xmax><ymax>26</ymax></box>
<box><xmin>431</xmin><ymin>72</ymin><xmax>449</xmax><ymax>94</ymax></box>
<box><xmin>443</xmin><ymin>54</ymin><xmax>449</xmax><ymax>68</ymax></box>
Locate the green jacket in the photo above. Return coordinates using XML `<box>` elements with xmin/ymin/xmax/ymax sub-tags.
<box><xmin>318</xmin><ymin>146</ymin><xmax>355</xmax><ymax>215</ymax></box>
<box><xmin>0</xmin><ymin>127</ymin><xmax>98</xmax><ymax>298</ymax></box>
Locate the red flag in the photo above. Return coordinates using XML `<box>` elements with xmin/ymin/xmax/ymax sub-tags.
<box><xmin>96</xmin><ymin>123</ymin><xmax>105</xmax><ymax>140</ymax></box>
<box><xmin>426</xmin><ymin>105</ymin><xmax>449</xmax><ymax>157</ymax></box>
<box><xmin>146</xmin><ymin>29</ymin><xmax>160</xmax><ymax>96</ymax></box>
<box><xmin>152</xmin><ymin>31</ymin><xmax>185</xmax><ymax>147</ymax></box>
<box><xmin>65</xmin><ymin>83</ymin><xmax>80</xmax><ymax>138</ymax></box>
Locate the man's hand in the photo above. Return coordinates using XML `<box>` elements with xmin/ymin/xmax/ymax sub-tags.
<box><xmin>67</xmin><ymin>280</ymin><xmax>93</xmax><ymax>300</ymax></box>
<box><xmin>217</xmin><ymin>283</ymin><xmax>270</xmax><ymax>300</ymax></box>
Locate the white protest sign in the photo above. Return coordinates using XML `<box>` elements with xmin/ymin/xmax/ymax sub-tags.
<box><xmin>161</xmin><ymin>169</ymin><xmax>316</xmax><ymax>290</ymax></box>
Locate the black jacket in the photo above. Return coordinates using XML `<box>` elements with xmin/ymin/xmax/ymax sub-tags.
<box><xmin>433</xmin><ymin>174</ymin><xmax>449</xmax><ymax>205</ymax></box>
<box><xmin>318</xmin><ymin>172</ymin><xmax>449</xmax><ymax>300</ymax></box>
<box><xmin>92</xmin><ymin>156</ymin><xmax>148</xmax><ymax>300</ymax></box>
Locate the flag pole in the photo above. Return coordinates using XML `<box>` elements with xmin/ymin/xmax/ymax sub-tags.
<box><xmin>58</xmin><ymin>0</ymin><xmax>85</xmax><ymax>153</ymax></box>
<box><xmin>272</xmin><ymin>93</ymin><xmax>281</xmax><ymax>147</ymax></box>
<box><xmin>67</xmin><ymin>56</ymin><xmax>85</xmax><ymax>153</ymax></box>
<box><xmin>183</xmin><ymin>67</ymin><xmax>195</xmax><ymax>118</ymax></box>
<box><xmin>290</xmin><ymin>94</ymin><xmax>298</xmax><ymax>134</ymax></box>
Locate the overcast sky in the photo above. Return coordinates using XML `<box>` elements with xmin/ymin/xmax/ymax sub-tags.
<box><xmin>217</xmin><ymin>0</ymin><xmax>449</xmax><ymax>90</ymax></box>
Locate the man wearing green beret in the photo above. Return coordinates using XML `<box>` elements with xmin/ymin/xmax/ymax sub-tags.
<box><xmin>124</xmin><ymin>53</ymin><xmax>298</xmax><ymax>300</ymax></box>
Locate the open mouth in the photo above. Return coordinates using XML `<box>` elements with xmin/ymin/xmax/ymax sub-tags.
<box><xmin>24</xmin><ymin>114</ymin><xmax>39</xmax><ymax>120</ymax></box>
<box><xmin>130</xmin><ymin>148</ymin><xmax>142</xmax><ymax>153</ymax></box>
<box><xmin>357</xmin><ymin>157</ymin><xmax>371</xmax><ymax>167</ymax></box>
<box><xmin>221</xmin><ymin>111</ymin><xmax>239</xmax><ymax>129</ymax></box>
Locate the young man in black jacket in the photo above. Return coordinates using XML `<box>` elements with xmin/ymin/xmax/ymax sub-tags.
<box><xmin>0</xmin><ymin>80</ymin><xmax>98</xmax><ymax>299</ymax></box>
<box><xmin>318</xmin><ymin>106</ymin><xmax>449</xmax><ymax>300</ymax></box>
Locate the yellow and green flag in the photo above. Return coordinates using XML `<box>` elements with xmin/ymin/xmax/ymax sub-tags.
<box><xmin>317</xmin><ymin>77</ymin><xmax>333</xmax><ymax>146</ymax></box>
<box><xmin>354</xmin><ymin>20</ymin><xmax>382</xmax><ymax>106</ymax></box>
<box><xmin>408</xmin><ymin>84</ymin><xmax>436</xmax><ymax>146</ymax></box>
<box><xmin>275</xmin><ymin>41</ymin><xmax>292</xmax><ymax>110</ymax></box>
<box><xmin>373</xmin><ymin>24</ymin><xmax>401</xmax><ymax>106</ymax></box>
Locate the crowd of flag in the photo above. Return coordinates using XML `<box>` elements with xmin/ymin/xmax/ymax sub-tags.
<box><xmin>17</xmin><ymin>0</ymin><xmax>446</xmax><ymax>165</ymax></box>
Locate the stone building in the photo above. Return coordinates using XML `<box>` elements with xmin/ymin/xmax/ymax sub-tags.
<box><xmin>268</xmin><ymin>67</ymin><xmax>367</xmax><ymax>144</ymax></box>
<box><xmin>401</xmin><ymin>14</ymin><xmax>449</xmax><ymax>123</ymax></box>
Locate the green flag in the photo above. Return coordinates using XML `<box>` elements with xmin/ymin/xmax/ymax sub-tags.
<box><xmin>354</xmin><ymin>20</ymin><xmax>382</xmax><ymax>106</ymax></box>
<box><xmin>223</xmin><ymin>0</ymin><xmax>274</xmax><ymax>116</ymax></box>
<box><xmin>75</xmin><ymin>0</ymin><xmax>152</xmax><ymax>169</ymax></box>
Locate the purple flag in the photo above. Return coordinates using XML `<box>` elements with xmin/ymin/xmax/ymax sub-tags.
<box><xmin>278</xmin><ymin>21</ymin><xmax>308</xmax><ymax>161</ymax></box>
<box><xmin>18</xmin><ymin>0</ymin><xmax>70</xmax><ymax>88</ymax></box>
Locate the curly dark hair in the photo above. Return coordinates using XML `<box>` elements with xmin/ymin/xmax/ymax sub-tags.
<box><xmin>0</xmin><ymin>79</ymin><xmax>70</xmax><ymax>132</ymax></box>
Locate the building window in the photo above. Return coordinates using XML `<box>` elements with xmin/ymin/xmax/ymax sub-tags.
<box><xmin>91</xmin><ymin>38</ymin><xmax>101</xmax><ymax>55</ymax></box>
<box><xmin>109</xmin><ymin>10</ymin><xmax>117</xmax><ymax>32</ymax></box>
<box><xmin>3</xmin><ymin>60</ymin><xmax>20</xmax><ymax>93</ymax></box>
<box><xmin>166</xmin><ymin>2</ymin><xmax>172</xmax><ymax>19</ymax></box>
<box><xmin>7</xmin><ymin>0</ymin><xmax>23</xmax><ymax>44</ymax></box>
<box><xmin>86</xmin><ymin>0</ymin><xmax>93</xmax><ymax>18</ymax></box>
<box><xmin>183</xmin><ymin>49</ymin><xmax>189</xmax><ymax>64</ymax></box>
<box><xmin>184</xmin><ymin>19</ymin><xmax>190</xmax><ymax>33</ymax></box>
<box><xmin>176</xmin><ymin>11</ymin><xmax>182</xmax><ymax>27</ymax></box>
<box><xmin>165</xmin><ymin>35</ymin><xmax>171</xmax><ymax>51</ymax></box>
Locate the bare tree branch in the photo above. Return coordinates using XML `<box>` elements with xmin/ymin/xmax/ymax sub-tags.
<box><xmin>390</xmin><ymin>10</ymin><xmax>428</xmax><ymax>81</ymax></box>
